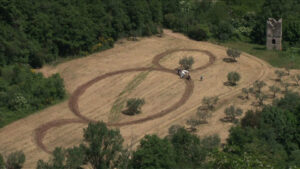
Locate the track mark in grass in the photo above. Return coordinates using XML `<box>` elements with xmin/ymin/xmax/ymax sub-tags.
<box><xmin>108</xmin><ymin>70</ymin><xmax>151</xmax><ymax>122</ymax></box>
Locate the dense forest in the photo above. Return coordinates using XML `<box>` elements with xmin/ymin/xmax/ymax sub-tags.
<box><xmin>1</xmin><ymin>92</ymin><xmax>299</xmax><ymax>169</ymax></box>
<box><xmin>1</xmin><ymin>0</ymin><xmax>299</xmax><ymax>68</ymax></box>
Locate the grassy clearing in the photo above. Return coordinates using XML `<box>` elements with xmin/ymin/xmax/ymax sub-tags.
<box><xmin>108</xmin><ymin>70</ymin><xmax>151</xmax><ymax>122</ymax></box>
<box><xmin>212</xmin><ymin>40</ymin><xmax>300</xmax><ymax>69</ymax></box>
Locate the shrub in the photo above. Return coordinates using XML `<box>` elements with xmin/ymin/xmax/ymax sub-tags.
<box><xmin>202</xmin><ymin>96</ymin><xmax>219</xmax><ymax>111</ymax></box>
<box><xmin>123</xmin><ymin>98</ymin><xmax>145</xmax><ymax>115</ymax></box>
<box><xmin>179</xmin><ymin>56</ymin><xmax>194</xmax><ymax>70</ymax></box>
<box><xmin>275</xmin><ymin>70</ymin><xmax>285</xmax><ymax>82</ymax></box>
<box><xmin>226</xmin><ymin>48</ymin><xmax>241</xmax><ymax>62</ymax></box>
<box><xmin>188</xmin><ymin>26</ymin><xmax>208</xmax><ymax>41</ymax></box>
<box><xmin>227</xmin><ymin>72</ymin><xmax>241</xmax><ymax>86</ymax></box>
<box><xmin>255</xmin><ymin>93</ymin><xmax>268</xmax><ymax>106</ymax></box>
<box><xmin>253</xmin><ymin>80</ymin><xmax>266</xmax><ymax>93</ymax></box>
<box><xmin>242</xmin><ymin>88</ymin><xmax>249</xmax><ymax>99</ymax></box>
<box><xmin>292</xmin><ymin>74</ymin><xmax>300</xmax><ymax>86</ymax></box>
<box><xmin>223</xmin><ymin>105</ymin><xmax>243</xmax><ymax>123</ymax></box>
<box><xmin>269</xmin><ymin>85</ymin><xmax>280</xmax><ymax>98</ymax></box>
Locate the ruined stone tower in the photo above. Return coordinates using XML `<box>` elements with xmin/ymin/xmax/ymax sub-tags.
<box><xmin>266</xmin><ymin>18</ymin><xmax>282</xmax><ymax>50</ymax></box>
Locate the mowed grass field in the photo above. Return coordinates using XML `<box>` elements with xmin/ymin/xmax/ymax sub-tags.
<box><xmin>1</xmin><ymin>30</ymin><xmax>299</xmax><ymax>169</ymax></box>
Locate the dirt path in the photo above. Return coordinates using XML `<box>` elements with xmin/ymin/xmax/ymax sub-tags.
<box><xmin>35</xmin><ymin>49</ymin><xmax>216</xmax><ymax>153</ymax></box>
<box><xmin>0</xmin><ymin>30</ymin><xmax>276</xmax><ymax>169</ymax></box>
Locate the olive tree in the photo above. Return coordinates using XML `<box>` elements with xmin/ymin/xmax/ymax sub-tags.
<box><xmin>202</xmin><ymin>96</ymin><xmax>219</xmax><ymax>111</ymax></box>
<box><xmin>292</xmin><ymin>74</ymin><xmax>300</xmax><ymax>86</ymax></box>
<box><xmin>275</xmin><ymin>70</ymin><xmax>285</xmax><ymax>82</ymax></box>
<box><xmin>179</xmin><ymin>56</ymin><xmax>194</xmax><ymax>70</ymax></box>
<box><xmin>242</xmin><ymin>88</ymin><xmax>249</xmax><ymax>99</ymax></box>
<box><xmin>253</xmin><ymin>80</ymin><xmax>266</xmax><ymax>93</ymax></box>
<box><xmin>123</xmin><ymin>98</ymin><xmax>145</xmax><ymax>115</ymax></box>
<box><xmin>226</xmin><ymin>48</ymin><xmax>241</xmax><ymax>62</ymax></box>
<box><xmin>269</xmin><ymin>85</ymin><xmax>280</xmax><ymax>98</ymax></box>
<box><xmin>227</xmin><ymin>72</ymin><xmax>241</xmax><ymax>86</ymax></box>
<box><xmin>223</xmin><ymin>105</ymin><xmax>243</xmax><ymax>123</ymax></box>
<box><xmin>255</xmin><ymin>93</ymin><xmax>268</xmax><ymax>106</ymax></box>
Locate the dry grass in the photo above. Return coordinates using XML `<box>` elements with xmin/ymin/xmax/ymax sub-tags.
<box><xmin>0</xmin><ymin>29</ymin><xmax>299</xmax><ymax>169</ymax></box>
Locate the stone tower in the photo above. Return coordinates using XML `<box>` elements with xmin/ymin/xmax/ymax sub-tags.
<box><xmin>266</xmin><ymin>18</ymin><xmax>282</xmax><ymax>50</ymax></box>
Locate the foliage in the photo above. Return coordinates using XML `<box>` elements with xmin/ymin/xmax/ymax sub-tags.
<box><xmin>131</xmin><ymin>135</ymin><xmax>176</xmax><ymax>169</ymax></box>
<box><xmin>223</xmin><ymin>105</ymin><xmax>243</xmax><ymax>123</ymax></box>
<box><xmin>255</xmin><ymin>93</ymin><xmax>268</xmax><ymax>106</ymax></box>
<box><xmin>169</xmin><ymin>127</ymin><xmax>219</xmax><ymax>168</ymax></box>
<box><xmin>0</xmin><ymin>65</ymin><xmax>65</xmax><ymax>128</ymax></box>
<box><xmin>82</xmin><ymin>122</ymin><xmax>124</xmax><ymax>169</ymax></box>
<box><xmin>275</xmin><ymin>70</ymin><xmax>285</xmax><ymax>81</ymax></box>
<box><xmin>37</xmin><ymin>147</ymin><xmax>85</xmax><ymax>169</ymax></box>
<box><xmin>292</xmin><ymin>74</ymin><xmax>300</xmax><ymax>86</ymax></box>
<box><xmin>179</xmin><ymin>56</ymin><xmax>194</xmax><ymax>70</ymax></box>
<box><xmin>242</xmin><ymin>88</ymin><xmax>249</xmax><ymax>99</ymax></box>
<box><xmin>269</xmin><ymin>85</ymin><xmax>281</xmax><ymax>98</ymax></box>
<box><xmin>188</xmin><ymin>25</ymin><xmax>208</xmax><ymax>41</ymax></box>
<box><xmin>0</xmin><ymin>0</ymin><xmax>164</xmax><ymax>67</ymax></box>
<box><xmin>226</xmin><ymin>48</ymin><xmax>241</xmax><ymax>61</ymax></box>
<box><xmin>227</xmin><ymin>72</ymin><xmax>241</xmax><ymax>86</ymax></box>
<box><xmin>202</xmin><ymin>96</ymin><xmax>219</xmax><ymax>111</ymax></box>
<box><xmin>196</xmin><ymin>108</ymin><xmax>211</xmax><ymax>123</ymax></box>
<box><xmin>6</xmin><ymin>151</ymin><xmax>25</xmax><ymax>169</ymax></box>
<box><xmin>123</xmin><ymin>98</ymin><xmax>145</xmax><ymax>115</ymax></box>
<box><xmin>253</xmin><ymin>80</ymin><xmax>266</xmax><ymax>93</ymax></box>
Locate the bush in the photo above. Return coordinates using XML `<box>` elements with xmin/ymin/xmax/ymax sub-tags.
<box><xmin>253</xmin><ymin>80</ymin><xmax>266</xmax><ymax>93</ymax></box>
<box><xmin>202</xmin><ymin>96</ymin><xmax>219</xmax><ymax>111</ymax></box>
<box><xmin>123</xmin><ymin>98</ymin><xmax>145</xmax><ymax>115</ymax></box>
<box><xmin>227</xmin><ymin>72</ymin><xmax>241</xmax><ymax>86</ymax></box>
<box><xmin>226</xmin><ymin>48</ymin><xmax>241</xmax><ymax>62</ymax></box>
<box><xmin>179</xmin><ymin>56</ymin><xmax>194</xmax><ymax>70</ymax></box>
<box><xmin>188</xmin><ymin>26</ymin><xmax>208</xmax><ymax>41</ymax></box>
<box><xmin>223</xmin><ymin>105</ymin><xmax>243</xmax><ymax>123</ymax></box>
<box><xmin>211</xmin><ymin>21</ymin><xmax>234</xmax><ymax>41</ymax></box>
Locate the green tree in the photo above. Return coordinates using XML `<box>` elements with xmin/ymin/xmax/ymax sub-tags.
<box><xmin>226</xmin><ymin>48</ymin><xmax>241</xmax><ymax>62</ymax></box>
<box><xmin>223</xmin><ymin>105</ymin><xmax>243</xmax><ymax>123</ymax></box>
<box><xmin>269</xmin><ymin>85</ymin><xmax>281</xmax><ymax>98</ymax></box>
<box><xmin>37</xmin><ymin>147</ymin><xmax>85</xmax><ymax>169</ymax></box>
<box><xmin>275</xmin><ymin>70</ymin><xmax>285</xmax><ymax>82</ymax></box>
<box><xmin>292</xmin><ymin>74</ymin><xmax>300</xmax><ymax>86</ymax></box>
<box><xmin>202</xmin><ymin>96</ymin><xmax>219</xmax><ymax>111</ymax></box>
<box><xmin>6</xmin><ymin>151</ymin><xmax>25</xmax><ymax>169</ymax></box>
<box><xmin>131</xmin><ymin>135</ymin><xmax>176</xmax><ymax>169</ymax></box>
<box><xmin>253</xmin><ymin>80</ymin><xmax>266</xmax><ymax>93</ymax></box>
<box><xmin>0</xmin><ymin>154</ymin><xmax>4</xmax><ymax>169</ymax></box>
<box><xmin>227</xmin><ymin>72</ymin><xmax>241</xmax><ymax>86</ymax></box>
<box><xmin>179</xmin><ymin>56</ymin><xmax>194</xmax><ymax>70</ymax></box>
<box><xmin>83</xmin><ymin>122</ymin><xmax>124</xmax><ymax>169</ymax></box>
<box><xmin>123</xmin><ymin>98</ymin><xmax>145</xmax><ymax>115</ymax></box>
<box><xmin>255</xmin><ymin>93</ymin><xmax>268</xmax><ymax>106</ymax></box>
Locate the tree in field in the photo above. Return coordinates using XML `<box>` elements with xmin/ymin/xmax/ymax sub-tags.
<box><xmin>255</xmin><ymin>93</ymin><xmax>268</xmax><ymax>106</ymax></box>
<box><xmin>131</xmin><ymin>135</ymin><xmax>176</xmax><ymax>169</ymax></box>
<box><xmin>83</xmin><ymin>122</ymin><xmax>124</xmax><ymax>169</ymax></box>
<box><xmin>242</xmin><ymin>88</ymin><xmax>249</xmax><ymax>99</ymax></box>
<box><xmin>227</xmin><ymin>72</ymin><xmax>241</xmax><ymax>86</ymax></box>
<box><xmin>202</xmin><ymin>96</ymin><xmax>219</xmax><ymax>111</ymax></box>
<box><xmin>5</xmin><ymin>151</ymin><xmax>25</xmax><ymax>169</ymax></box>
<box><xmin>269</xmin><ymin>85</ymin><xmax>280</xmax><ymax>98</ymax></box>
<box><xmin>292</xmin><ymin>74</ymin><xmax>300</xmax><ymax>86</ymax></box>
<box><xmin>253</xmin><ymin>80</ymin><xmax>266</xmax><ymax>93</ymax></box>
<box><xmin>226</xmin><ymin>48</ymin><xmax>241</xmax><ymax>62</ymax></box>
<box><xmin>281</xmin><ymin>82</ymin><xmax>290</xmax><ymax>94</ymax></box>
<box><xmin>123</xmin><ymin>98</ymin><xmax>145</xmax><ymax>115</ymax></box>
<box><xmin>196</xmin><ymin>108</ymin><xmax>212</xmax><ymax>123</ymax></box>
<box><xmin>37</xmin><ymin>147</ymin><xmax>85</xmax><ymax>169</ymax></box>
<box><xmin>179</xmin><ymin>56</ymin><xmax>194</xmax><ymax>70</ymax></box>
<box><xmin>223</xmin><ymin>105</ymin><xmax>243</xmax><ymax>123</ymax></box>
<box><xmin>275</xmin><ymin>70</ymin><xmax>285</xmax><ymax>82</ymax></box>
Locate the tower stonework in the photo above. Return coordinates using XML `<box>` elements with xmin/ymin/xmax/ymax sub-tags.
<box><xmin>266</xmin><ymin>18</ymin><xmax>282</xmax><ymax>50</ymax></box>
